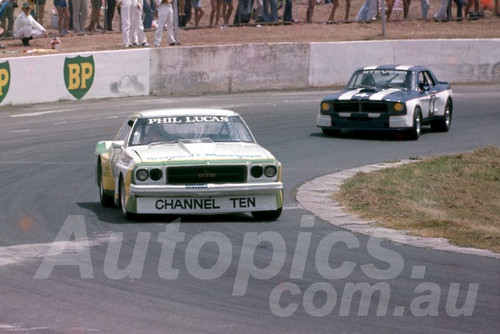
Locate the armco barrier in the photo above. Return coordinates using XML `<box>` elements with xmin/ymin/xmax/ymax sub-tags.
<box><xmin>0</xmin><ymin>39</ymin><xmax>499</xmax><ymax>106</ymax></box>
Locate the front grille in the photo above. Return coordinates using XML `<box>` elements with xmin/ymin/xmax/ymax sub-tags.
<box><xmin>334</xmin><ymin>102</ymin><xmax>388</xmax><ymax>113</ymax></box>
<box><xmin>166</xmin><ymin>166</ymin><xmax>247</xmax><ymax>184</ymax></box>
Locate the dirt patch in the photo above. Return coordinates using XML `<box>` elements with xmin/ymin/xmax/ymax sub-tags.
<box><xmin>1</xmin><ymin>0</ymin><xmax>499</xmax><ymax>57</ymax></box>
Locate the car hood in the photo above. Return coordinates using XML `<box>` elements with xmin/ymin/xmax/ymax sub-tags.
<box><xmin>324</xmin><ymin>87</ymin><xmax>410</xmax><ymax>102</ymax></box>
<box><xmin>129</xmin><ymin>142</ymin><xmax>276</xmax><ymax>163</ymax></box>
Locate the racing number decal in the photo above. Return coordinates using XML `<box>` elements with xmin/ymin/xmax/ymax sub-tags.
<box><xmin>64</xmin><ymin>56</ymin><xmax>95</xmax><ymax>100</ymax></box>
<box><xmin>0</xmin><ymin>61</ymin><xmax>10</xmax><ymax>103</ymax></box>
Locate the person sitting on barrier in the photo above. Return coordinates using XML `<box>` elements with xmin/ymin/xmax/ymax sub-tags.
<box><xmin>13</xmin><ymin>2</ymin><xmax>47</xmax><ymax>46</ymax></box>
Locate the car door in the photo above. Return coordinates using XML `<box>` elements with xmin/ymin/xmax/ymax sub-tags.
<box><xmin>417</xmin><ymin>71</ymin><xmax>438</xmax><ymax>118</ymax></box>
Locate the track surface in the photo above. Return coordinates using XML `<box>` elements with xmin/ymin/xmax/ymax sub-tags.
<box><xmin>0</xmin><ymin>86</ymin><xmax>499</xmax><ymax>333</ymax></box>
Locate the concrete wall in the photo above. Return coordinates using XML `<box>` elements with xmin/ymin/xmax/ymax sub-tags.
<box><xmin>0</xmin><ymin>39</ymin><xmax>498</xmax><ymax>106</ymax></box>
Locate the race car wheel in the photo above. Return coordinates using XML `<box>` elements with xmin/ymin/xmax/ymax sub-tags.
<box><xmin>408</xmin><ymin>107</ymin><xmax>422</xmax><ymax>140</ymax></box>
<box><xmin>251</xmin><ymin>208</ymin><xmax>282</xmax><ymax>221</ymax></box>
<box><xmin>431</xmin><ymin>99</ymin><xmax>452</xmax><ymax>132</ymax></box>
<box><xmin>98</xmin><ymin>161</ymin><xmax>114</xmax><ymax>207</ymax></box>
<box><xmin>119</xmin><ymin>177</ymin><xmax>135</xmax><ymax>220</ymax></box>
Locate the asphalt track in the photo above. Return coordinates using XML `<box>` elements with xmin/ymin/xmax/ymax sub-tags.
<box><xmin>0</xmin><ymin>86</ymin><xmax>499</xmax><ymax>333</ymax></box>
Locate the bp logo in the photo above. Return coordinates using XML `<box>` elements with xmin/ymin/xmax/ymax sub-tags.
<box><xmin>64</xmin><ymin>55</ymin><xmax>95</xmax><ymax>100</ymax></box>
<box><xmin>0</xmin><ymin>61</ymin><xmax>10</xmax><ymax>103</ymax></box>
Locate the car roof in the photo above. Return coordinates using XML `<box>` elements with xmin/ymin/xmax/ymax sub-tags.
<box><xmin>359</xmin><ymin>65</ymin><xmax>429</xmax><ymax>72</ymax></box>
<box><xmin>131</xmin><ymin>108</ymin><xmax>240</xmax><ymax>118</ymax></box>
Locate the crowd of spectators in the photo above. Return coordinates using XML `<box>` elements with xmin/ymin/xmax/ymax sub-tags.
<box><xmin>0</xmin><ymin>0</ymin><xmax>499</xmax><ymax>48</ymax></box>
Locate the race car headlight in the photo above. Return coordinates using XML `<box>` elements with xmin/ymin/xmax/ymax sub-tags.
<box><xmin>149</xmin><ymin>168</ymin><xmax>163</xmax><ymax>181</ymax></box>
<box><xmin>251</xmin><ymin>166</ymin><xmax>264</xmax><ymax>178</ymax></box>
<box><xmin>321</xmin><ymin>102</ymin><xmax>331</xmax><ymax>114</ymax></box>
<box><xmin>393</xmin><ymin>102</ymin><xmax>405</xmax><ymax>112</ymax></box>
<box><xmin>264</xmin><ymin>165</ymin><xmax>277</xmax><ymax>178</ymax></box>
<box><xmin>136</xmin><ymin>169</ymin><xmax>149</xmax><ymax>181</ymax></box>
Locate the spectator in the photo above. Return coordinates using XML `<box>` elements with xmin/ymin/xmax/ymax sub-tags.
<box><xmin>54</xmin><ymin>0</ymin><xmax>70</xmax><ymax>35</ymax></box>
<box><xmin>209</xmin><ymin>0</ymin><xmax>222</xmax><ymax>25</ymax></box>
<box><xmin>454</xmin><ymin>0</ymin><xmax>465</xmax><ymax>20</ymax></box>
<box><xmin>355</xmin><ymin>0</ymin><xmax>377</xmax><ymax>22</ymax></box>
<box><xmin>35</xmin><ymin>0</ymin><xmax>46</xmax><ymax>25</ymax></box>
<box><xmin>191</xmin><ymin>0</ymin><xmax>204</xmax><ymax>25</ymax></box>
<box><xmin>118</xmin><ymin>0</ymin><xmax>150</xmax><ymax>47</ymax></box>
<box><xmin>154</xmin><ymin>0</ymin><xmax>176</xmax><ymax>46</ymax></box>
<box><xmin>434</xmin><ymin>0</ymin><xmax>448</xmax><ymax>20</ymax></box>
<box><xmin>465</xmin><ymin>0</ymin><xmax>479</xmax><ymax>17</ymax></box>
<box><xmin>261</xmin><ymin>0</ymin><xmax>278</xmax><ymax>22</ymax></box>
<box><xmin>233</xmin><ymin>0</ymin><xmax>250</xmax><ymax>24</ymax></box>
<box><xmin>13</xmin><ymin>2</ymin><xmax>47</xmax><ymax>46</ymax></box>
<box><xmin>386</xmin><ymin>0</ymin><xmax>411</xmax><ymax>20</ymax></box>
<box><xmin>283</xmin><ymin>0</ymin><xmax>293</xmax><ymax>22</ymax></box>
<box><xmin>328</xmin><ymin>0</ymin><xmax>351</xmax><ymax>21</ymax></box>
<box><xmin>254</xmin><ymin>0</ymin><xmax>263</xmax><ymax>21</ymax></box>
<box><xmin>72</xmin><ymin>0</ymin><xmax>88</xmax><ymax>34</ymax></box>
<box><xmin>106</xmin><ymin>0</ymin><xmax>117</xmax><ymax>30</ymax></box>
<box><xmin>222</xmin><ymin>0</ymin><xmax>232</xmax><ymax>24</ymax></box>
<box><xmin>143</xmin><ymin>0</ymin><xmax>155</xmax><ymax>29</ymax></box>
<box><xmin>306</xmin><ymin>0</ymin><xmax>314</xmax><ymax>22</ymax></box>
<box><xmin>0</xmin><ymin>0</ymin><xmax>15</xmax><ymax>37</ymax></box>
<box><xmin>86</xmin><ymin>0</ymin><xmax>102</xmax><ymax>32</ymax></box>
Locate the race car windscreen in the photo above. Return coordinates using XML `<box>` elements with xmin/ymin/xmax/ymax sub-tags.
<box><xmin>347</xmin><ymin>70</ymin><xmax>411</xmax><ymax>90</ymax></box>
<box><xmin>129</xmin><ymin>115</ymin><xmax>256</xmax><ymax>146</ymax></box>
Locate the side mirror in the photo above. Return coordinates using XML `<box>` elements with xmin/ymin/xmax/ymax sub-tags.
<box><xmin>112</xmin><ymin>140</ymin><xmax>125</xmax><ymax>149</ymax></box>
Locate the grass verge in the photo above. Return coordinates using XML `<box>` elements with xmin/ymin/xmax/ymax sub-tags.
<box><xmin>335</xmin><ymin>146</ymin><xmax>500</xmax><ymax>253</ymax></box>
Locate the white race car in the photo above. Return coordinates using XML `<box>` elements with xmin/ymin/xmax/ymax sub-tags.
<box><xmin>95</xmin><ymin>109</ymin><xmax>283</xmax><ymax>220</ymax></box>
<box><xmin>317</xmin><ymin>65</ymin><xmax>453</xmax><ymax>140</ymax></box>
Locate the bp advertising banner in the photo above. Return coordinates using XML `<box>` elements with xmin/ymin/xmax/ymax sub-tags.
<box><xmin>0</xmin><ymin>50</ymin><xmax>150</xmax><ymax>106</ymax></box>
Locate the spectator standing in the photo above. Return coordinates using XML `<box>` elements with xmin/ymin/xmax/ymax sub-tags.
<box><xmin>328</xmin><ymin>0</ymin><xmax>350</xmax><ymax>21</ymax></box>
<box><xmin>14</xmin><ymin>1</ymin><xmax>47</xmax><ymax>46</ymax></box>
<box><xmin>143</xmin><ymin>0</ymin><xmax>155</xmax><ymax>29</ymax></box>
<box><xmin>464</xmin><ymin>0</ymin><xmax>479</xmax><ymax>17</ymax></box>
<box><xmin>0</xmin><ymin>0</ymin><xmax>15</xmax><ymax>37</ymax></box>
<box><xmin>72</xmin><ymin>0</ymin><xmax>88</xmax><ymax>34</ymax></box>
<box><xmin>355</xmin><ymin>0</ymin><xmax>377</xmax><ymax>22</ymax></box>
<box><xmin>453</xmin><ymin>0</ymin><xmax>465</xmax><ymax>20</ymax></box>
<box><xmin>154</xmin><ymin>0</ymin><xmax>176</xmax><ymax>46</ymax></box>
<box><xmin>209</xmin><ymin>0</ymin><xmax>222</xmax><ymax>25</ymax></box>
<box><xmin>54</xmin><ymin>0</ymin><xmax>70</xmax><ymax>35</ymax></box>
<box><xmin>283</xmin><ymin>0</ymin><xmax>292</xmax><ymax>22</ymax></box>
<box><xmin>86</xmin><ymin>0</ymin><xmax>102</xmax><ymax>32</ymax></box>
<box><xmin>222</xmin><ymin>0</ymin><xmax>232</xmax><ymax>24</ymax></box>
<box><xmin>191</xmin><ymin>0</ymin><xmax>204</xmax><ymax>25</ymax></box>
<box><xmin>106</xmin><ymin>0</ymin><xmax>117</xmax><ymax>30</ymax></box>
<box><xmin>35</xmin><ymin>0</ymin><xmax>46</xmax><ymax>25</ymax></box>
<box><xmin>254</xmin><ymin>0</ymin><xmax>263</xmax><ymax>21</ymax></box>
<box><xmin>261</xmin><ymin>0</ymin><xmax>278</xmax><ymax>22</ymax></box>
<box><xmin>434</xmin><ymin>0</ymin><xmax>448</xmax><ymax>20</ymax></box>
<box><xmin>119</xmin><ymin>0</ymin><xmax>150</xmax><ymax>47</ymax></box>
<box><xmin>306</xmin><ymin>0</ymin><xmax>314</xmax><ymax>22</ymax></box>
<box><xmin>386</xmin><ymin>0</ymin><xmax>412</xmax><ymax>20</ymax></box>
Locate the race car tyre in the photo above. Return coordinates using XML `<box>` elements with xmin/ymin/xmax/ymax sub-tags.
<box><xmin>98</xmin><ymin>161</ymin><xmax>114</xmax><ymax>207</ymax></box>
<box><xmin>430</xmin><ymin>99</ymin><xmax>452</xmax><ymax>132</ymax></box>
<box><xmin>251</xmin><ymin>207</ymin><xmax>282</xmax><ymax>221</ymax></box>
<box><xmin>322</xmin><ymin>129</ymin><xmax>341</xmax><ymax>136</ymax></box>
<box><xmin>119</xmin><ymin>177</ymin><xmax>136</xmax><ymax>220</ymax></box>
<box><xmin>407</xmin><ymin>107</ymin><xmax>422</xmax><ymax>140</ymax></box>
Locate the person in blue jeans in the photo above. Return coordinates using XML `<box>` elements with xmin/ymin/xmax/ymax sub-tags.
<box><xmin>143</xmin><ymin>0</ymin><xmax>155</xmax><ymax>29</ymax></box>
